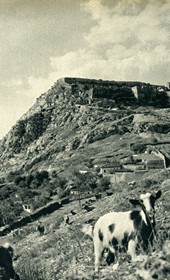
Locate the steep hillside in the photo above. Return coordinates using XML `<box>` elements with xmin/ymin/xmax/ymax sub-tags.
<box><xmin>0</xmin><ymin>77</ymin><xmax>170</xmax><ymax>279</ymax></box>
<box><xmin>0</xmin><ymin>78</ymin><xmax>170</xmax><ymax>222</ymax></box>
<box><xmin>0</xmin><ymin>77</ymin><xmax>169</xmax><ymax>177</ymax></box>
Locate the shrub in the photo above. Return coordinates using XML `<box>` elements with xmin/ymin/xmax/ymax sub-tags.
<box><xmin>0</xmin><ymin>201</ymin><xmax>18</xmax><ymax>225</ymax></box>
<box><xmin>18</xmin><ymin>188</ymin><xmax>35</xmax><ymax>201</ymax></box>
<box><xmin>97</xmin><ymin>176</ymin><xmax>111</xmax><ymax>191</ymax></box>
<box><xmin>30</xmin><ymin>178</ymin><xmax>40</xmax><ymax>189</ymax></box>
<box><xmin>33</xmin><ymin>170</ymin><xmax>49</xmax><ymax>185</ymax></box>
<box><xmin>142</xmin><ymin>179</ymin><xmax>158</xmax><ymax>189</ymax></box>
<box><xmin>14</xmin><ymin>175</ymin><xmax>25</xmax><ymax>186</ymax></box>
<box><xmin>18</xmin><ymin>179</ymin><xmax>27</xmax><ymax>188</ymax></box>
<box><xmin>40</xmin><ymin>170</ymin><xmax>49</xmax><ymax>180</ymax></box>
<box><xmin>131</xmin><ymin>143</ymin><xmax>146</xmax><ymax>153</ymax></box>
<box><xmin>6</xmin><ymin>170</ymin><xmax>21</xmax><ymax>182</ymax></box>
<box><xmin>51</xmin><ymin>176</ymin><xmax>67</xmax><ymax>189</ymax></box>
<box><xmin>25</xmin><ymin>174</ymin><xmax>34</xmax><ymax>186</ymax></box>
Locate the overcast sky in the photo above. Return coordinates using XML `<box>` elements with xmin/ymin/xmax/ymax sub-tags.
<box><xmin>0</xmin><ymin>0</ymin><xmax>170</xmax><ymax>139</ymax></box>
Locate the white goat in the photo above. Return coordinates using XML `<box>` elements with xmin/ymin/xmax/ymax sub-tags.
<box><xmin>82</xmin><ymin>190</ymin><xmax>162</xmax><ymax>272</ymax></box>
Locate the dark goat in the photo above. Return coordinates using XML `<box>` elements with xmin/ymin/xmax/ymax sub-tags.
<box><xmin>0</xmin><ymin>243</ymin><xmax>20</xmax><ymax>280</ymax></box>
<box><xmin>36</xmin><ymin>221</ymin><xmax>45</xmax><ymax>235</ymax></box>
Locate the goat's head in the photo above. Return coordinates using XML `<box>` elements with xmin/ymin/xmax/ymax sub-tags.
<box><xmin>129</xmin><ymin>190</ymin><xmax>162</xmax><ymax>223</ymax></box>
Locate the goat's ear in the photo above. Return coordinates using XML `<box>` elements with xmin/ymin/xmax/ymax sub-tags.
<box><xmin>155</xmin><ymin>190</ymin><xmax>162</xmax><ymax>200</ymax></box>
<box><xmin>129</xmin><ymin>199</ymin><xmax>141</xmax><ymax>206</ymax></box>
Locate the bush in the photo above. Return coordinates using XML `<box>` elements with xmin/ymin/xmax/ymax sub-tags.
<box><xmin>30</xmin><ymin>178</ymin><xmax>40</xmax><ymax>189</ymax></box>
<box><xmin>97</xmin><ymin>176</ymin><xmax>111</xmax><ymax>191</ymax></box>
<box><xmin>25</xmin><ymin>174</ymin><xmax>34</xmax><ymax>186</ymax></box>
<box><xmin>56</xmin><ymin>186</ymin><xmax>65</xmax><ymax>198</ymax></box>
<box><xmin>6</xmin><ymin>170</ymin><xmax>21</xmax><ymax>182</ymax></box>
<box><xmin>14</xmin><ymin>175</ymin><xmax>27</xmax><ymax>188</ymax></box>
<box><xmin>51</xmin><ymin>176</ymin><xmax>67</xmax><ymax>189</ymax></box>
<box><xmin>18</xmin><ymin>188</ymin><xmax>35</xmax><ymax>201</ymax></box>
<box><xmin>18</xmin><ymin>179</ymin><xmax>27</xmax><ymax>188</ymax></box>
<box><xmin>40</xmin><ymin>170</ymin><xmax>49</xmax><ymax>180</ymax></box>
<box><xmin>33</xmin><ymin>170</ymin><xmax>49</xmax><ymax>185</ymax></box>
<box><xmin>131</xmin><ymin>143</ymin><xmax>146</xmax><ymax>153</ymax></box>
<box><xmin>0</xmin><ymin>201</ymin><xmax>18</xmax><ymax>225</ymax></box>
<box><xmin>142</xmin><ymin>179</ymin><xmax>158</xmax><ymax>189</ymax></box>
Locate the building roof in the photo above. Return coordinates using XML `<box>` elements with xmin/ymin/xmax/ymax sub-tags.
<box><xmin>101</xmin><ymin>162</ymin><xmax>122</xmax><ymax>168</ymax></box>
<box><xmin>133</xmin><ymin>153</ymin><xmax>163</xmax><ymax>163</ymax></box>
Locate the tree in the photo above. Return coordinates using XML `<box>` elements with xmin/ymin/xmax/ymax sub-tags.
<box><xmin>14</xmin><ymin>175</ymin><xmax>26</xmax><ymax>186</ymax></box>
<box><xmin>97</xmin><ymin>176</ymin><xmax>111</xmax><ymax>192</ymax></box>
<box><xmin>56</xmin><ymin>187</ymin><xmax>65</xmax><ymax>199</ymax></box>
<box><xmin>30</xmin><ymin>178</ymin><xmax>40</xmax><ymax>189</ymax></box>
<box><xmin>71</xmin><ymin>171</ymin><xmax>98</xmax><ymax>207</ymax></box>
<box><xmin>25</xmin><ymin>174</ymin><xmax>34</xmax><ymax>187</ymax></box>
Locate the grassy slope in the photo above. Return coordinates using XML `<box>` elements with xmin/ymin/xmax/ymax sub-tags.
<box><xmin>1</xmin><ymin>174</ymin><xmax>169</xmax><ymax>280</ymax></box>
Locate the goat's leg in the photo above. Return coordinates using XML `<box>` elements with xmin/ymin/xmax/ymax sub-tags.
<box><xmin>94</xmin><ymin>241</ymin><xmax>104</xmax><ymax>272</ymax></box>
<box><xmin>106</xmin><ymin>250</ymin><xmax>115</xmax><ymax>266</ymax></box>
<box><xmin>107</xmin><ymin>246</ymin><xmax>119</xmax><ymax>270</ymax></box>
<box><xmin>112</xmin><ymin>250</ymin><xmax>119</xmax><ymax>270</ymax></box>
<box><xmin>128</xmin><ymin>239</ymin><xmax>147</xmax><ymax>262</ymax></box>
<box><xmin>127</xmin><ymin>239</ymin><xmax>137</xmax><ymax>261</ymax></box>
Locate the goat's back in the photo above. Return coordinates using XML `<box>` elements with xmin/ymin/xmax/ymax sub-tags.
<box><xmin>93</xmin><ymin>211</ymin><xmax>138</xmax><ymax>246</ymax></box>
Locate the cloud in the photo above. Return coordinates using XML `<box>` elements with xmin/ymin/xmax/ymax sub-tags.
<box><xmin>47</xmin><ymin>0</ymin><xmax>170</xmax><ymax>83</ymax></box>
<box><xmin>10</xmin><ymin>0</ymin><xmax>170</xmax><ymax>103</ymax></box>
<box><xmin>82</xmin><ymin>0</ymin><xmax>110</xmax><ymax>20</ymax></box>
<box><xmin>21</xmin><ymin>0</ymin><xmax>170</xmax><ymax>104</ymax></box>
<box><xmin>84</xmin><ymin>0</ymin><xmax>170</xmax><ymax>47</ymax></box>
<box><xmin>0</xmin><ymin>0</ymin><xmax>92</xmax><ymax>83</ymax></box>
<box><xmin>74</xmin><ymin>0</ymin><xmax>170</xmax><ymax>84</ymax></box>
<box><xmin>0</xmin><ymin>79</ymin><xmax>23</xmax><ymax>87</ymax></box>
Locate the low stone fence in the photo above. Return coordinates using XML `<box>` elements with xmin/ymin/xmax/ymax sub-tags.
<box><xmin>0</xmin><ymin>197</ymin><xmax>69</xmax><ymax>236</ymax></box>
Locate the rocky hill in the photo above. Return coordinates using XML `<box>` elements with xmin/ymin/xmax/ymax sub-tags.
<box><xmin>0</xmin><ymin>77</ymin><xmax>170</xmax><ymax>177</ymax></box>
<box><xmin>0</xmin><ymin>77</ymin><xmax>170</xmax><ymax>280</ymax></box>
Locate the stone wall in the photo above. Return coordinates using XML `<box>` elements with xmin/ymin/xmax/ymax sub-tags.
<box><xmin>0</xmin><ymin>197</ymin><xmax>69</xmax><ymax>236</ymax></box>
<box><xmin>57</xmin><ymin>77</ymin><xmax>169</xmax><ymax>107</ymax></box>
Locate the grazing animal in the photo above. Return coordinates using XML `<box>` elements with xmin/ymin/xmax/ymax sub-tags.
<box><xmin>11</xmin><ymin>229</ymin><xmax>22</xmax><ymax>238</ymax></box>
<box><xmin>64</xmin><ymin>215</ymin><xmax>73</xmax><ymax>225</ymax></box>
<box><xmin>64</xmin><ymin>215</ymin><xmax>70</xmax><ymax>224</ymax></box>
<box><xmin>0</xmin><ymin>243</ymin><xmax>20</xmax><ymax>280</ymax></box>
<box><xmin>36</xmin><ymin>221</ymin><xmax>45</xmax><ymax>236</ymax></box>
<box><xmin>82</xmin><ymin>190</ymin><xmax>162</xmax><ymax>272</ymax></box>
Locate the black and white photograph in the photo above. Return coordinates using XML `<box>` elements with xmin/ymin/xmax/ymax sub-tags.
<box><xmin>0</xmin><ymin>0</ymin><xmax>170</xmax><ymax>279</ymax></box>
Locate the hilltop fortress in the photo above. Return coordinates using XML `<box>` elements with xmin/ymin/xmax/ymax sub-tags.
<box><xmin>17</xmin><ymin>76</ymin><xmax>170</xmax><ymax>133</ymax></box>
<box><xmin>37</xmin><ymin>77</ymin><xmax>170</xmax><ymax>109</ymax></box>
<box><xmin>1</xmin><ymin>76</ymin><xmax>170</xmax><ymax>174</ymax></box>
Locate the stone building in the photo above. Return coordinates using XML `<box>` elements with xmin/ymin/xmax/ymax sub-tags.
<box><xmin>99</xmin><ymin>162</ymin><xmax>123</xmax><ymax>175</ymax></box>
<box><xmin>133</xmin><ymin>151</ymin><xmax>165</xmax><ymax>170</ymax></box>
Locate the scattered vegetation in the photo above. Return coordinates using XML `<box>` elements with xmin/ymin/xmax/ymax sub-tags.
<box><xmin>0</xmin><ymin>79</ymin><xmax>170</xmax><ymax>279</ymax></box>
<box><xmin>8</xmin><ymin>177</ymin><xmax>169</xmax><ymax>280</ymax></box>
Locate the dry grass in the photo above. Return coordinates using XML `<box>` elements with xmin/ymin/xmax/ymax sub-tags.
<box><xmin>1</xmin><ymin>181</ymin><xmax>168</xmax><ymax>280</ymax></box>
